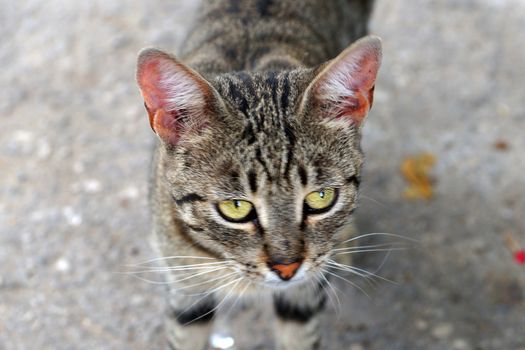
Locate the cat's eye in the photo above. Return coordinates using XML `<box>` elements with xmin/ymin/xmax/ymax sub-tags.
<box><xmin>304</xmin><ymin>187</ymin><xmax>338</xmax><ymax>214</ymax></box>
<box><xmin>217</xmin><ymin>199</ymin><xmax>255</xmax><ymax>223</ymax></box>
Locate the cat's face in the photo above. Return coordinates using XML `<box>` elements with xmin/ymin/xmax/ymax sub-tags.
<box><xmin>137</xmin><ymin>37</ymin><xmax>381</xmax><ymax>287</ymax></box>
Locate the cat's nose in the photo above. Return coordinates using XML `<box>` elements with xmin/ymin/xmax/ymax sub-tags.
<box><xmin>268</xmin><ymin>259</ymin><xmax>302</xmax><ymax>281</ymax></box>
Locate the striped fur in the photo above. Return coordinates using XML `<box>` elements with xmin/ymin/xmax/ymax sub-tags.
<box><xmin>136</xmin><ymin>1</ymin><xmax>379</xmax><ymax>349</ymax></box>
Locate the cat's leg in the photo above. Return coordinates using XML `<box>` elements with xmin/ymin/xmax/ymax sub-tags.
<box><xmin>272</xmin><ymin>281</ymin><xmax>327</xmax><ymax>350</ymax></box>
<box><xmin>165</xmin><ymin>290</ymin><xmax>216</xmax><ymax>350</ymax></box>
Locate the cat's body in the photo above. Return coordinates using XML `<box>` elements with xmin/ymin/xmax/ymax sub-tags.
<box><xmin>137</xmin><ymin>1</ymin><xmax>380</xmax><ymax>349</ymax></box>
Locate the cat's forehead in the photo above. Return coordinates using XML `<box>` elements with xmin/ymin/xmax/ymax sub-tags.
<box><xmin>213</xmin><ymin>70</ymin><xmax>310</xmax><ymax>118</ymax></box>
<box><xmin>207</xmin><ymin>71</ymin><xmax>305</xmax><ymax>185</ymax></box>
<box><xmin>203</xmin><ymin>70</ymin><xmax>359</xmax><ymax>189</ymax></box>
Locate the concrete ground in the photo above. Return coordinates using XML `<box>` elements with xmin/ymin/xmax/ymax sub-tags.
<box><xmin>1</xmin><ymin>0</ymin><xmax>524</xmax><ymax>349</ymax></box>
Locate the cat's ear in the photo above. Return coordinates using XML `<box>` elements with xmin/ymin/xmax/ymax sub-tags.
<box><xmin>136</xmin><ymin>49</ymin><xmax>220</xmax><ymax>146</ymax></box>
<box><xmin>302</xmin><ymin>35</ymin><xmax>382</xmax><ymax>128</ymax></box>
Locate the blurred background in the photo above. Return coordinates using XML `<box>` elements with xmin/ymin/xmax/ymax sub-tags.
<box><xmin>1</xmin><ymin>0</ymin><xmax>524</xmax><ymax>349</ymax></box>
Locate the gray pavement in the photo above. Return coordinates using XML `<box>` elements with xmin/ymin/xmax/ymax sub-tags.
<box><xmin>1</xmin><ymin>0</ymin><xmax>524</xmax><ymax>349</ymax></box>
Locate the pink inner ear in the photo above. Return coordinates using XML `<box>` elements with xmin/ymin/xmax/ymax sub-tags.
<box><xmin>335</xmin><ymin>55</ymin><xmax>378</xmax><ymax>124</ymax></box>
<box><xmin>138</xmin><ymin>59</ymin><xmax>167</xmax><ymax>112</ymax></box>
<box><xmin>347</xmin><ymin>53</ymin><xmax>379</xmax><ymax>91</ymax></box>
<box><xmin>152</xmin><ymin>109</ymin><xmax>183</xmax><ymax>146</ymax></box>
<box><xmin>137</xmin><ymin>50</ymin><xmax>214</xmax><ymax>146</ymax></box>
<box><xmin>337</xmin><ymin>93</ymin><xmax>370</xmax><ymax>124</ymax></box>
<box><xmin>315</xmin><ymin>38</ymin><xmax>381</xmax><ymax>126</ymax></box>
<box><xmin>138</xmin><ymin>56</ymin><xmax>184</xmax><ymax>143</ymax></box>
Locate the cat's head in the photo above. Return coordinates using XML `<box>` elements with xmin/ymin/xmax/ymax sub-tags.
<box><xmin>137</xmin><ymin>36</ymin><xmax>381</xmax><ymax>287</ymax></box>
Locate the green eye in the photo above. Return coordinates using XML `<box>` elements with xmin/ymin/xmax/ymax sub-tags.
<box><xmin>304</xmin><ymin>188</ymin><xmax>337</xmax><ymax>213</ymax></box>
<box><xmin>217</xmin><ymin>199</ymin><xmax>254</xmax><ymax>222</ymax></box>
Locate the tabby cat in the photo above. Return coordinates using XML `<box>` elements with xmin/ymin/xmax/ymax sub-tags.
<box><xmin>136</xmin><ymin>0</ymin><xmax>381</xmax><ymax>349</ymax></box>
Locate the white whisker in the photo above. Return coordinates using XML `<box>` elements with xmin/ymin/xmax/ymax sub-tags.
<box><xmin>167</xmin><ymin>267</ymin><xmax>234</xmax><ymax>284</ymax></box>
<box><xmin>326</xmin><ymin>262</ymin><xmax>378</xmax><ymax>288</ymax></box>
<box><xmin>126</xmin><ymin>255</ymin><xmax>220</xmax><ymax>267</ymax></box>
<box><xmin>332</xmin><ymin>242</ymin><xmax>411</xmax><ymax>252</ymax></box>
<box><xmin>312</xmin><ymin>273</ymin><xmax>336</xmax><ymax>314</ymax></box>
<box><xmin>360</xmin><ymin>194</ymin><xmax>387</xmax><ymax>208</ymax></box>
<box><xmin>183</xmin><ymin>276</ymin><xmax>243</xmax><ymax>297</ymax></box>
<box><xmin>225</xmin><ymin>280</ymin><xmax>251</xmax><ymax>318</ymax></box>
<box><xmin>119</xmin><ymin>263</ymin><xmax>232</xmax><ymax>275</ymax></box>
<box><xmin>327</xmin><ymin>260</ymin><xmax>396</xmax><ymax>285</ymax></box>
<box><xmin>338</xmin><ymin>232</ymin><xmax>419</xmax><ymax>245</ymax></box>
<box><xmin>177</xmin><ymin>272</ymin><xmax>239</xmax><ymax>291</ymax></box>
<box><xmin>322</xmin><ymin>269</ymin><xmax>371</xmax><ymax>299</ymax></box>
<box><xmin>320</xmin><ymin>273</ymin><xmax>342</xmax><ymax>313</ymax></box>
<box><xmin>335</xmin><ymin>247</ymin><xmax>410</xmax><ymax>256</ymax></box>
<box><xmin>373</xmin><ymin>248</ymin><xmax>392</xmax><ymax>274</ymax></box>
<box><xmin>184</xmin><ymin>277</ymin><xmax>242</xmax><ymax>326</ymax></box>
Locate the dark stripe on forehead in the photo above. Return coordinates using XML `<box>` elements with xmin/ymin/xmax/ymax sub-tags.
<box><xmin>315</xmin><ymin>163</ymin><xmax>324</xmax><ymax>183</ymax></box>
<box><xmin>241</xmin><ymin>122</ymin><xmax>256</xmax><ymax>144</ymax></box>
<box><xmin>255</xmin><ymin>147</ymin><xmax>273</xmax><ymax>181</ymax></box>
<box><xmin>227</xmin><ymin>75</ymin><xmax>259</xmax><ymax>147</ymax></box>
<box><xmin>280</xmin><ymin>72</ymin><xmax>290</xmax><ymax>113</ymax></box>
<box><xmin>173</xmin><ymin>193</ymin><xmax>206</xmax><ymax>206</ymax></box>
<box><xmin>227</xmin><ymin>79</ymin><xmax>249</xmax><ymax>116</ymax></box>
<box><xmin>282</xmin><ymin>122</ymin><xmax>296</xmax><ymax>180</ymax></box>
<box><xmin>236</xmin><ymin>71</ymin><xmax>255</xmax><ymax>96</ymax></box>
<box><xmin>247</xmin><ymin>170</ymin><xmax>257</xmax><ymax>193</ymax></box>
<box><xmin>298</xmin><ymin>165</ymin><xmax>308</xmax><ymax>186</ymax></box>
<box><xmin>266</xmin><ymin>71</ymin><xmax>279</xmax><ymax>107</ymax></box>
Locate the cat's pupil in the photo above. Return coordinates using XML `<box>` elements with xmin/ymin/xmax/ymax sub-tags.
<box><xmin>234</xmin><ymin>200</ymin><xmax>241</xmax><ymax>208</ymax></box>
<box><xmin>319</xmin><ymin>191</ymin><xmax>325</xmax><ymax>199</ymax></box>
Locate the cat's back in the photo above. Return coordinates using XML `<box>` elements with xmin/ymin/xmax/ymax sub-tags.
<box><xmin>181</xmin><ymin>0</ymin><xmax>374</xmax><ymax>74</ymax></box>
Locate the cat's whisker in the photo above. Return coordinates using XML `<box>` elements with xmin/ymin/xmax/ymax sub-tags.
<box><xmin>319</xmin><ymin>272</ymin><xmax>342</xmax><ymax>313</ymax></box>
<box><xmin>177</xmin><ymin>272</ymin><xmax>239</xmax><ymax>291</ymax></box>
<box><xmin>322</xmin><ymin>269</ymin><xmax>371</xmax><ymax>299</ymax></box>
<box><xmin>311</xmin><ymin>273</ymin><xmax>336</xmax><ymax>314</ymax></box>
<box><xmin>224</xmin><ymin>280</ymin><xmax>251</xmax><ymax>318</ymax></box>
<box><xmin>183</xmin><ymin>276</ymin><xmax>243</xmax><ymax>298</ymax></box>
<box><xmin>166</xmin><ymin>267</ymin><xmax>235</xmax><ymax>284</ymax></box>
<box><xmin>121</xmin><ymin>266</ymin><xmax>233</xmax><ymax>285</ymax></box>
<box><xmin>183</xmin><ymin>277</ymin><xmax>243</xmax><ymax>326</ymax></box>
<box><xmin>326</xmin><ymin>262</ymin><xmax>379</xmax><ymax>288</ymax></box>
<box><xmin>125</xmin><ymin>255</ymin><xmax>221</xmax><ymax>267</ymax></box>
<box><xmin>162</xmin><ymin>262</ymin><xmax>234</xmax><ymax>272</ymax></box>
<box><xmin>338</xmin><ymin>232</ymin><xmax>420</xmax><ymax>246</ymax></box>
<box><xmin>359</xmin><ymin>194</ymin><xmax>387</xmax><ymax>208</ymax></box>
<box><xmin>332</xmin><ymin>242</ymin><xmax>411</xmax><ymax>252</ymax></box>
<box><xmin>174</xmin><ymin>275</ymin><xmax>242</xmax><ymax>318</ymax></box>
<box><xmin>119</xmin><ymin>263</ymin><xmax>232</xmax><ymax>275</ymax></box>
<box><xmin>124</xmin><ymin>274</ymin><xmax>177</xmax><ymax>285</ymax></box>
<box><xmin>348</xmin><ymin>265</ymin><xmax>397</xmax><ymax>285</ymax></box>
<box><xmin>373</xmin><ymin>248</ymin><xmax>393</xmax><ymax>274</ymax></box>
<box><xmin>326</xmin><ymin>260</ymin><xmax>396</xmax><ymax>285</ymax></box>
<box><xmin>334</xmin><ymin>247</ymin><xmax>410</xmax><ymax>256</ymax></box>
<box><xmin>155</xmin><ymin>261</ymin><xmax>233</xmax><ymax>269</ymax></box>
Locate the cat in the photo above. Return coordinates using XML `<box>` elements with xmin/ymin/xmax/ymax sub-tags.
<box><xmin>135</xmin><ymin>0</ymin><xmax>381</xmax><ymax>349</ymax></box>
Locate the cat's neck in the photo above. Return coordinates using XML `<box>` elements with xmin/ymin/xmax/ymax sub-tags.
<box><xmin>180</xmin><ymin>0</ymin><xmax>371</xmax><ymax>76</ymax></box>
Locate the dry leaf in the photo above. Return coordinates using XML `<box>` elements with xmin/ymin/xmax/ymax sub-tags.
<box><xmin>493</xmin><ymin>140</ymin><xmax>509</xmax><ymax>151</ymax></box>
<box><xmin>401</xmin><ymin>153</ymin><xmax>436</xmax><ymax>200</ymax></box>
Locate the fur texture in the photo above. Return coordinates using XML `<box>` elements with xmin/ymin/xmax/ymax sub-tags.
<box><xmin>136</xmin><ymin>1</ymin><xmax>381</xmax><ymax>349</ymax></box>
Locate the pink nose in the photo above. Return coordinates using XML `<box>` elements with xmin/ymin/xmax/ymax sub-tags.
<box><xmin>269</xmin><ymin>261</ymin><xmax>301</xmax><ymax>280</ymax></box>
